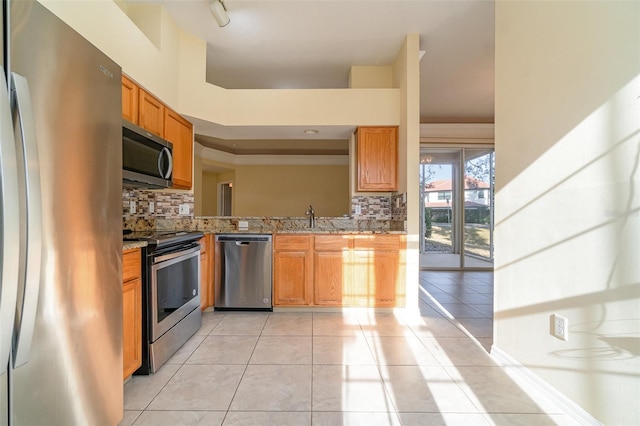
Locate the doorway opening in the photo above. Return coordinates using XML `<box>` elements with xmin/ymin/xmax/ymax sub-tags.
<box><xmin>218</xmin><ymin>181</ymin><xmax>233</xmax><ymax>216</ymax></box>
<box><xmin>419</xmin><ymin>147</ymin><xmax>494</xmax><ymax>269</ymax></box>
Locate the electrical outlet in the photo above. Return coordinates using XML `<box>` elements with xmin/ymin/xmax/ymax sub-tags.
<box><xmin>129</xmin><ymin>201</ymin><xmax>136</xmax><ymax>214</ymax></box>
<box><xmin>355</xmin><ymin>205</ymin><xmax>362</xmax><ymax>215</ymax></box>
<box><xmin>238</xmin><ymin>220</ymin><xmax>249</xmax><ymax>230</ymax></box>
<box><xmin>178</xmin><ymin>204</ymin><xmax>190</xmax><ymax>215</ymax></box>
<box><xmin>149</xmin><ymin>201</ymin><xmax>154</xmax><ymax>213</ymax></box>
<box><xmin>551</xmin><ymin>314</ymin><xmax>569</xmax><ymax>341</ymax></box>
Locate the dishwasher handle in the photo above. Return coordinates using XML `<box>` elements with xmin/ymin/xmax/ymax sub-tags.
<box><xmin>216</xmin><ymin>234</ymin><xmax>272</xmax><ymax>243</ymax></box>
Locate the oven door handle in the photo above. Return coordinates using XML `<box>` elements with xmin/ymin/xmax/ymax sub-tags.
<box><xmin>153</xmin><ymin>245</ymin><xmax>200</xmax><ymax>264</ymax></box>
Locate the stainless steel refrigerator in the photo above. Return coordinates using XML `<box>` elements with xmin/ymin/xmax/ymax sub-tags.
<box><xmin>0</xmin><ymin>1</ymin><xmax>123</xmax><ymax>425</ymax></box>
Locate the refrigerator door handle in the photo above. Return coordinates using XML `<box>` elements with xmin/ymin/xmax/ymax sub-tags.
<box><xmin>11</xmin><ymin>72</ymin><xmax>43</xmax><ymax>368</ymax></box>
<box><xmin>0</xmin><ymin>70</ymin><xmax>21</xmax><ymax>373</ymax></box>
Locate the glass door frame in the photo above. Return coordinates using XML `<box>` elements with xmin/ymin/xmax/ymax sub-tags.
<box><xmin>419</xmin><ymin>144</ymin><xmax>495</xmax><ymax>270</ymax></box>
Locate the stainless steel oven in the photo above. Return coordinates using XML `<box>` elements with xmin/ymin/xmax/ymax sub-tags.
<box><xmin>124</xmin><ymin>230</ymin><xmax>204</xmax><ymax>374</ymax></box>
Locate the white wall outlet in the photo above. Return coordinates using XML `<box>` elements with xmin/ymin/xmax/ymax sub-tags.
<box><xmin>551</xmin><ymin>314</ymin><xmax>569</xmax><ymax>341</ymax></box>
<box><xmin>354</xmin><ymin>205</ymin><xmax>362</xmax><ymax>215</ymax></box>
<box><xmin>149</xmin><ymin>201</ymin><xmax>155</xmax><ymax>213</ymax></box>
<box><xmin>129</xmin><ymin>201</ymin><xmax>136</xmax><ymax>214</ymax></box>
<box><xmin>238</xmin><ymin>220</ymin><xmax>249</xmax><ymax>230</ymax></box>
<box><xmin>178</xmin><ymin>204</ymin><xmax>190</xmax><ymax>215</ymax></box>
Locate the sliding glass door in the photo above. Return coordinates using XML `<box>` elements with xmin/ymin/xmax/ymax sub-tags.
<box><xmin>420</xmin><ymin>147</ymin><xmax>494</xmax><ymax>269</ymax></box>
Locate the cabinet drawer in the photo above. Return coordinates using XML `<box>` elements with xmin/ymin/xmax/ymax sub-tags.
<box><xmin>314</xmin><ymin>235</ymin><xmax>352</xmax><ymax>251</ymax></box>
<box><xmin>123</xmin><ymin>249</ymin><xmax>141</xmax><ymax>282</ymax></box>
<box><xmin>275</xmin><ymin>235</ymin><xmax>311</xmax><ymax>251</ymax></box>
<box><xmin>353</xmin><ymin>235</ymin><xmax>401</xmax><ymax>251</ymax></box>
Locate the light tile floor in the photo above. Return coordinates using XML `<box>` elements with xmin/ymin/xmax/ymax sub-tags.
<box><xmin>120</xmin><ymin>272</ymin><xmax>580</xmax><ymax>426</ymax></box>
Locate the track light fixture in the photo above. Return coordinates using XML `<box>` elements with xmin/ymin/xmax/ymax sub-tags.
<box><xmin>209</xmin><ymin>0</ymin><xmax>230</xmax><ymax>27</ymax></box>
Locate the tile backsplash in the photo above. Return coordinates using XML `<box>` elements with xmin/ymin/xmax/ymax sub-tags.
<box><xmin>123</xmin><ymin>189</ymin><xmax>194</xmax><ymax>220</ymax></box>
<box><xmin>351</xmin><ymin>195</ymin><xmax>392</xmax><ymax>220</ymax></box>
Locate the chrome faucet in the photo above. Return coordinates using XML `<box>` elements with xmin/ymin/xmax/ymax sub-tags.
<box><xmin>305</xmin><ymin>205</ymin><xmax>315</xmax><ymax>228</ymax></box>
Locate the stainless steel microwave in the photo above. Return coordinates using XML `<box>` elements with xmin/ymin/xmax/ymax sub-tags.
<box><xmin>123</xmin><ymin>119</ymin><xmax>173</xmax><ymax>189</ymax></box>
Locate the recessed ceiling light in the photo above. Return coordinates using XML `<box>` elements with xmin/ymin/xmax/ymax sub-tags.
<box><xmin>304</xmin><ymin>129</ymin><xmax>319</xmax><ymax>135</ymax></box>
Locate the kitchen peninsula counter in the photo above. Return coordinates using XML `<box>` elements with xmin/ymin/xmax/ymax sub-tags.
<box><xmin>124</xmin><ymin>217</ymin><xmax>406</xmax><ymax>235</ymax></box>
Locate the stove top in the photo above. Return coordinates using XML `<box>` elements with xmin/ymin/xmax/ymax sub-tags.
<box><xmin>123</xmin><ymin>230</ymin><xmax>204</xmax><ymax>247</ymax></box>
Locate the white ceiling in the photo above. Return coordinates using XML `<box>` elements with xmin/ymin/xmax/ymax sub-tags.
<box><xmin>147</xmin><ymin>1</ymin><xmax>494</xmax><ymax>146</ymax></box>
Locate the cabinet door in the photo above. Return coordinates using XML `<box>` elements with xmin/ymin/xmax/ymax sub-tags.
<box><xmin>199</xmin><ymin>235</ymin><xmax>214</xmax><ymax>310</ymax></box>
<box><xmin>121</xmin><ymin>75</ymin><xmax>139</xmax><ymax>124</ymax></box>
<box><xmin>274</xmin><ymin>251</ymin><xmax>310</xmax><ymax>305</ymax></box>
<box><xmin>200</xmin><ymin>250</ymin><xmax>209</xmax><ymax>311</ymax></box>
<box><xmin>164</xmin><ymin>109</ymin><xmax>193</xmax><ymax>189</ymax></box>
<box><xmin>138</xmin><ymin>89</ymin><xmax>165</xmax><ymax>137</ymax></box>
<box><xmin>122</xmin><ymin>277</ymin><xmax>142</xmax><ymax>379</ymax></box>
<box><xmin>357</xmin><ymin>126</ymin><xmax>398</xmax><ymax>191</ymax></box>
<box><xmin>352</xmin><ymin>250</ymin><xmax>398</xmax><ymax>307</ymax></box>
<box><xmin>314</xmin><ymin>251</ymin><xmax>347</xmax><ymax>306</ymax></box>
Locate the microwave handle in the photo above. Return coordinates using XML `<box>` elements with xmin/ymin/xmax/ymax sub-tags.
<box><xmin>158</xmin><ymin>146</ymin><xmax>173</xmax><ymax>179</ymax></box>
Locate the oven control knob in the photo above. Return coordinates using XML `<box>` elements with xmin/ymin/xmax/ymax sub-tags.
<box><xmin>193</xmin><ymin>289</ymin><xmax>197</xmax><ymax>296</ymax></box>
<box><xmin>263</xmin><ymin>298</ymin><xmax>269</xmax><ymax>304</ymax></box>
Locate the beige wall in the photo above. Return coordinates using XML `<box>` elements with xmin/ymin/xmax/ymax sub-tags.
<box><xmin>495</xmin><ymin>2</ymin><xmax>639</xmax><ymax>424</ymax></box>
<box><xmin>201</xmin><ymin>172</ymin><xmax>219</xmax><ymax>216</ymax></box>
<box><xmin>392</xmin><ymin>34</ymin><xmax>421</xmax><ymax>308</ymax></box>
<box><xmin>233</xmin><ymin>165</ymin><xmax>349</xmax><ymax>217</ymax></box>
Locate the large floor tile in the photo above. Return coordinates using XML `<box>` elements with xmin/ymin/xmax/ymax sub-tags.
<box><xmin>482</xmin><ymin>413</ymin><xmax>582</xmax><ymax>426</ymax></box>
<box><xmin>357</xmin><ymin>313</ymin><xmax>413</xmax><ymax>336</ymax></box>
<box><xmin>403</xmin><ymin>316</ymin><xmax>466</xmax><ymax>338</ymax></box>
<box><xmin>313</xmin><ymin>335</ymin><xmax>376</xmax><ymax>365</ymax></box>
<box><xmin>399</xmin><ymin>412</ymin><xmax>490</xmax><ymax>426</ymax></box>
<box><xmin>418</xmin><ymin>337</ymin><xmax>497</xmax><ymax>366</ymax></box>
<box><xmin>132</xmin><ymin>410</ymin><xmax>226</xmax><ymax>425</ymax></box>
<box><xmin>250</xmin><ymin>336</ymin><xmax>312</xmax><ymax>364</ymax></box>
<box><xmin>312</xmin><ymin>411</ymin><xmax>402</xmax><ymax>425</ymax></box>
<box><xmin>230</xmin><ymin>364</ymin><xmax>312</xmax><ymax>411</ymax></box>
<box><xmin>223</xmin><ymin>411</ymin><xmax>311</xmax><ymax>426</ymax></box>
<box><xmin>165</xmin><ymin>334</ymin><xmax>205</xmax><ymax>365</ymax></box>
<box><xmin>312</xmin><ymin>312</ymin><xmax>363</xmax><ymax>336</ymax></box>
<box><xmin>147</xmin><ymin>364</ymin><xmax>245</xmax><ymax>411</ymax></box>
<box><xmin>446</xmin><ymin>366</ymin><xmax>551</xmax><ymax>414</ymax></box>
<box><xmin>123</xmin><ymin>364</ymin><xmax>179</xmax><ymax>410</ymax></box>
<box><xmin>455</xmin><ymin>318</ymin><xmax>494</xmax><ymax>338</ymax></box>
<box><xmin>118</xmin><ymin>411</ymin><xmax>141</xmax><ymax>426</ymax></box>
<box><xmin>365</xmin><ymin>335</ymin><xmax>439</xmax><ymax>366</ymax></box>
<box><xmin>262</xmin><ymin>313</ymin><xmax>313</xmax><ymax>335</ymax></box>
<box><xmin>186</xmin><ymin>335</ymin><xmax>258</xmax><ymax>364</ymax></box>
<box><xmin>380</xmin><ymin>365</ymin><xmax>479</xmax><ymax>413</ymax></box>
<box><xmin>209</xmin><ymin>312</ymin><xmax>269</xmax><ymax>335</ymax></box>
<box><xmin>195</xmin><ymin>312</ymin><xmax>226</xmax><ymax>335</ymax></box>
<box><xmin>312</xmin><ymin>365</ymin><xmax>394</xmax><ymax>412</ymax></box>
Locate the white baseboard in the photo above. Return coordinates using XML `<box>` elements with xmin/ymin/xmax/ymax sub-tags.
<box><xmin>490</xmin><ymin>345</ymin><xmax>603</xmax><ymax>426</ymax></box>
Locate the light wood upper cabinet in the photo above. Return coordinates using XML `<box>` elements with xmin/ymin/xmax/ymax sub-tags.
<box><xmin>121</xmin><ymin>75</ymin><xmax>139</xmax><ymax>124</ymax></box>
<box><xmin>164</xmin><ymin>109</ymin><xmax>194</xmax><ymax>189</ymax></box>
<box><xmin>273</xmin><ymin>235</ymin><xmax>312</xmax><ymax>305</ymax></box>
<box><xmin>121</xmin><ymin>74</ymin><xmax>194</xmax><ymax>190</ymax></box>
<box><xmin>356</xmin><ymin>126</ymin><xmax>398</xmax><ymax>192</ymax></box>
<box><xmin>138</xmin><ymin>88</ymin><xmax>165</xmax><ymax>137</ymax></box>
<box><xmin>122</xmin><ymin>248</ymin><xmax>142</xmax><ymax>380</ymax></box>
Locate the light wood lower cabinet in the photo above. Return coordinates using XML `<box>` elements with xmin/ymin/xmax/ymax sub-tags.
<box><xmin>273</xmin><ymin>234</ymin><xmax>405</xmax><ymax>307</ymax></box>
<box><xmin>122</xmin><ymin>248</ymin><xmax>142</xmax><ymax>380</ymax></box>
<box><xmin>273</xmin><ymin>235</ymin><xmax>312</xmax><ymax>305</ymax></box>
<box><xmin>200</xmin><ymin>234</ymin><xmax>214</xmax><ymax>310</ymax></box>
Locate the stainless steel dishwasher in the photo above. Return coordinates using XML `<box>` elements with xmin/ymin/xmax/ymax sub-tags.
<box><xmin>214</xmin><ymin>234</ymin><xmax>273</xmax><ymax>310</ymax></box>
